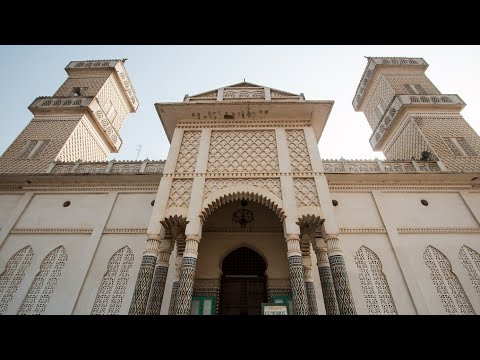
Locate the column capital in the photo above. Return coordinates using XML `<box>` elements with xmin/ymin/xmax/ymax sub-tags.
<box><xmin>144</xmin><ymin>235</ymin><xmax>161</xmax><ymax>257</ymax></box>
<box><xmin>285</xmin><ymin>234</ymin><xmax>302</xmax><ymax>258</ymax></box>
<box><xmin>184</xmin><ymin>235</ymin><xmax>201</xmax><ymax>258</ymax></box>
<box><xmin>286</xmin><ymin>234</ymin><xmax>301</xmax><ymax>241</ymax></box>
<box><xmin>325</xmin><ymin>234</ymin><xmax>342</xmax><ymax>256</ymax></box>
<box><xmin>314</xmin><ymin>246</ymin><xmax>330</xmax><ymax>267</ymax></box>
<box><xmin>185</xmin><ymin>235</ymin><xmax>201</xmax><ymax>242</ymax></box>
<box><xmin>157</xmin><ymin>239</ymin><xmax>173</xmax><ymax>267</ymax></box>
<box><xmin>303</xmin><ymin>264</ymin><xmax>313</xmax><ymax>281</ymax></box>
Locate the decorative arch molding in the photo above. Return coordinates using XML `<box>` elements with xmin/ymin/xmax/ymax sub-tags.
<box><xmin>354</xmin><ymin>246</ymin><xmax>397</xmax><ymax>315</ymax></box>
<box><xmin>200</xmin><ymin>185</ymin><xmax>285</xmax><ymax>224</ymax></box>
<box><xmin>423</xmin><ymin>245</ymin><xmax>475</xmax><ymax>315</ymax></box>
<box><xmin>0</xmin><ymin>245</ymin><xmax>34</xmax><ymax>314</ymax></box>
<box><xmin>459</xmin><ymin>245</ymin><xmax>480</xmax><ymax>295</ymax></box>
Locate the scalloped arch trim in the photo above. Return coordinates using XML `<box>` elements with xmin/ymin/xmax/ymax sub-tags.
<box><xmin>200</xmin><ymin>188</ymin><xmax>285</xmax><ymax>224</ymax></box>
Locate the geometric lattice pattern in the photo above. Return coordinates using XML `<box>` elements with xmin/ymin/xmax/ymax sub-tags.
<box><xmin>286</xmin><ymin>129</ymin><xmax>312</xmax><ymax>172</ymax></box>
<box><xmin>175</xmin><ymin>257</ymin><xmax>197</xmax><ymax>315</ymax></box>
<box><xmin>423</xmin><ymin>245</ymin><xmax>475</xmax><ymax>315</ymax></box>
<box><xmin>0</xmin><ymin>246</ymin><xmax>34</xmax><ymax>314</ymax></box>
<box><xmin>167</xmin><ymin>180</ymin><xmax>193</xmax><ymax>208</ymax></box>
<box><xmin>443</xmin><ymin>138</ymin><xmax>464</xmax><ymax>157</ymax></box>
<box><xmin>91</xmin><ymin>246</ymin><xmax>134</xmax><ymax>315</ymax></box>
<box><xmin>459</xmin><ymin>245</ymin><xmax>480</xmax><ymax>296</ymax></box>
<box><xmin>354</xmin><ymin>246</ymin><xmax>397</xmax><ymax>315</ymax></box>
<box><xmin>329</xmin><ymin>255</ymin><xmax>357</xmax><ymax>315</ymax></box>
<box><xmin>207</xmin><ymin>130</ymin><xmax>279</xmax><ymax>173</ymax></box>
<box><xmin>287</xmin><ymin>256</ymin><xmax>309</xmax><ymax>315</ymax></box>
<box><xmin>56</xmin><ymin>120</ymin><xmax>108</xmax><ymax>162</ymax></box>
<box><xmin>128</xmin><ymin>255</ymin><xmax>156</xmax><ymax>315</ymax></box>
<box><xmin>0</xmin><ymin>118</ymin><xmax>79</xmax><ymax>174</ymax></box>
<box><xmin>384</xmin><ymin>119</ymin><xmax>430</xmax><ymax>161</ymax></box>
<box><xmin>294</xmin><ymin>178</ymin><xmax>320</xmax><ymax>207</ymax></box>
<box><xmin>145</xmin><ymin>265</ymin><xmax>168</xmax><ymax>315</ymax></box>
<box><xmin>305</xmin><ymin>282</ymin><xmax>318</xmax><ymax>315</ymax></box>
<box><xmin>204</xmin><ymin>178</ymin><xmax>282</xmax><ymax>199</ymax></box>
<box><xmin>415</xmin><ymin>114</ymin><xmax>480</xmax><ymax>172</ymax></box>
<box><xmin>175</xmin><ymin>131</ymin><xmax>201</xmax><ymax>173</ymax></box>
<box><xmin>364</xmin><ymin>72</ymin><xmax>439</xmax><ymax>130</ymax></box>
<box><xmin>168</xmin><ymin>281</ymin><xmax>179</xmax><ymax>315</ymax></box>
<box><xmin>17</xmin><ymin>246</ymin><xmax>68</xmax><ymax>315</ymax></box>
<box><xmin>96</xmin><ymin>77</ymin><xmax>129</xmax><ymax>132</ymax></box>
<box><xmin>363</xmin><ymin>76</ymin><xmax>396</xmax><ymax>130</ymax></box>
<box><xmin>318</xmin><ymin>266</ymin><xmax>339</xmax><ymax>315</ymax></box>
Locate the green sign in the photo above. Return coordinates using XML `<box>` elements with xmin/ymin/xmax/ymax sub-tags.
<box><xmin>261</xmin><ymin>303</ymin><xmax>289</xmax><ymax>315</ymax></box>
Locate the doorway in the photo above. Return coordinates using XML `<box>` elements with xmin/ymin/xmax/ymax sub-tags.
<box><xmin>220</xmin><ymin>247</ymin><xmax>267</xmax><ymax>315</ymax></box>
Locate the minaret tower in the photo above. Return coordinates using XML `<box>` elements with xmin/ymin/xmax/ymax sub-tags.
<box><xmin>0</xmin><ymin>59</ymin><xmax>139</xmax><ymax>174</ymax></box>
<box><xmin>353</xmin><ymin>57</ymin><xmax>480</xmax><ymax>172</ymax></box>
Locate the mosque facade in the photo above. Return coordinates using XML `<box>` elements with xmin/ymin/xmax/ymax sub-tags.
<box><xmin>0</xmin><ymin>57</ymin><xmax>479</xmax><ymax>315</ymax></box>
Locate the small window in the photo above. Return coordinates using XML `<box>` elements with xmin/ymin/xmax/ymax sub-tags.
<box><xmin>18</xmin><ymin>140</ymin><xmax>50</xmax><ymax>160</ymax></box>
<box><xmin>190</xmin><ymin>296</ymin><xmax>215</xmax><ymax>315</ymax></box>
<box><xmin>404</xmin><ymin>84</ymin><xmax>427</xmax><ymax>95</ymax></box>
<box><xmin>443</xmin><ymin>137</ymin><xmax>478</xmax><ymax>157</ymax></box>
<box><xmin>375</xmin><ymin>97</ymin><xmax>387</xmax><ymax>121</ymax></box>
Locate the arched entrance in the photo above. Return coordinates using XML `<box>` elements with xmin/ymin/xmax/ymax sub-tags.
<box><xmin>220</xmin><ymin>247</ymin><xmax>267</xmax><ymax>315</ymax></box>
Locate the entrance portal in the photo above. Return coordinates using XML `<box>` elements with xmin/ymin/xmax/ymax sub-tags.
<box><xmin>220</xmin><ymin>247</ymin><xmax>267</xmax><ymax>315</ymax></box>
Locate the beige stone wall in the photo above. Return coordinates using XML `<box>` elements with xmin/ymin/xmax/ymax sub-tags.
<box><xmin>72</xmin><ymin>234</ymin><xmax>147</xmax><ymax>315</ymax></box>
<box><xmin>0</xmin><ymin>194</ymin><xmax>22</xmax><ymax>228</ymax></box>
<box><xmin>0</xmin><ymin>186</ymin><xmax>157</xmax><ymax>315</ymax></box>
<box><xmin>332</xmin><ymin>186</ymin><xmax>480</xmax><ymax>315</ymax></box>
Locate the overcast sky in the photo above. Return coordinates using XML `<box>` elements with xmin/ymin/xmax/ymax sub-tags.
<box><xmin>1</xmin><ymin>45</ymin><xmax>479</xmax><ymax>162</ymax></box>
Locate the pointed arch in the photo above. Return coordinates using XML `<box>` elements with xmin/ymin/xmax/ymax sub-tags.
<box><xmin>0</xmin><ymin>246</ymin><xmax>34</xmax><ymax>314</ymax></box>
<box><xmin>423</xmin><ymin>245</ymin><xmax>474</xmax><ymax>315</ymax></box>
<box><xmin>459</xmin><ymin>245</ymin><xmax>480</xmax><ymax>295</ymax></box>
<box><xmin>18</xmin><ymin>245</ymin><xmax>68</xmax><ymax>315</ymax></box>
<box><xmin>354</xmin><ymin>246</ymin><xmax>397</xmax><ymax>315</ymax></box>
<box><xmin>92</xmin><ymin>246</ymin><xmax>134</xmax><ymax>315</ymax></box>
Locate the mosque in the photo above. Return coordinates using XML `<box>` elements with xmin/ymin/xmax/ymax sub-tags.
<box><xmin>0</xmin><ymin>57</ymin><xmax>478</xmax><ymax>315</ymax></box>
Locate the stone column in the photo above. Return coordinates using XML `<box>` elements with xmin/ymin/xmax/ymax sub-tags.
<box><xmin>325</xmin><ymin>234</ymin><xmax>356</xmax><ymax>315</ymax></box>
<box><xmin>174</xmin><ymin>235</ymin><xmax>200</xmax><ymax>315</ymax></box>
<box><xmin>168</xmin><ymin>253</ymin><xmax>183</xmax><ymax>315</ymax></box>
<box><xmin>129</xmin><ymin>128</ymin><xmax>185</xmax><ymax>315</ymax></box>
<box><xmin>313</xmin><ymin>237</ymin><xmax>339</xmax><ymax>315</ymax></box>
<box><xmin>145</xmin><ymin>236</ymin><xmax>173</xmax><ymax>315</ymax></box>
<box><xmin>303</xmin><ymin>261</ymin><xmax>318</xmax><ymax>315</ymax></box>
<box><xmin>128</xmin><ymin>234</ymin><xmax>161</xmax><ymax>314</ymax></box>
<box><xmin>286</xmin><ymin>235</ymin><xmax>309</xmax><ymax>315</ymax></box>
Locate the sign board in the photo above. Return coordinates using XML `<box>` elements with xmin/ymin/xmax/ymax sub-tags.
<box><xmin>261</xmin><ymin>303</ymin><xmax>289</xmax><ymax>315</ymax></box>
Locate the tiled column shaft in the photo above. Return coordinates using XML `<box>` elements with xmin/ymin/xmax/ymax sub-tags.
<box><xmin>286</xmin><ymin>235</ymin><xmax>309</xmax><ymax>315</ymax></box>
<box><xmin>325</xmin><ymin>235</ymin><xmax>356</xmax><ymax>315</ymax></box>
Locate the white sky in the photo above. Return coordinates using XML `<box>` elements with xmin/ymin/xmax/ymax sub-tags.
<box><xmin>1</xmin><ymin>45</ymin><xmax>479</xmax><ymax>162</ymax></box>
